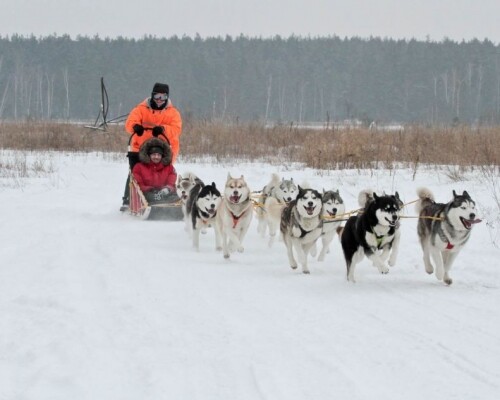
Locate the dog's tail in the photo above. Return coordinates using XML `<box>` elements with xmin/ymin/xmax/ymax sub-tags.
<box><xmin>415</xmin><ymin>187</ymin><xmax>435</xmax><ymax>214</ymax></box>
<box><xmin>263</xmin><ymin>172</ymin><xmax>281</xmax><ymax>195</ymax></box>
<box><xmin>358</xmin><ymin>188</ymin><xmax>375</xmax><ymax>208</ymax></box>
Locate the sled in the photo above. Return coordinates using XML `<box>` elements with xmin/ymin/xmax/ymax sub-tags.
<box><xmin>128</xmin><ymin>175</ymin><xmax>183</xmax><ymax>221</ymax></box>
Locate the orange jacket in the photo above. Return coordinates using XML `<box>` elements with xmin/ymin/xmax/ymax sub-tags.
<box><xmin>125</xmin><ymin>99</ymin><xmax>182</xmax><ymax>162</ymax></box>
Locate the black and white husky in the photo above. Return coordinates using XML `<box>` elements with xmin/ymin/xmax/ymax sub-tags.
<box><xmin>317</xmin><ymin>189</ymin><xmax>346</xmax><ymax>261</ymax></box>
<box><xmin>339</xmin><ymin>190</ymin><xmax>402</xmax><ymax>282</ymax></box>
<box><xmin>415</xmin><ymin>187</ymin><xmax>481</xmax><ymax>285</ymax></box>
<box><xmin>186</xmin><ymin>182</ymin><xmax>222</xmax><ymax>251</ymax></box>
<box><xmin>280</xmin><ymin>186</ymin><xmax>323</xmax><ymax>274</ymax></box>
<box><xmin>176</xmin><ymin>172</ymin><xmax>204</xmax><ymax>232</ymax></box>
<box><xmin>256</xmin><ymin>173</ymin><xmax>299</xmax><ymax>246</ymax></box>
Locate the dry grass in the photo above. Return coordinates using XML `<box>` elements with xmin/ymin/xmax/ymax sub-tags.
<box><xmin>0</xmin><ymin>120</ymin><xmax>499</xmax><ymax>170</ymax></box>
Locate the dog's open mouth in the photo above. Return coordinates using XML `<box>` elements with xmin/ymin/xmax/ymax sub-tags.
<box><xmin>385</xmin><ymin>217</ymin><xmax>400</xmax><ymax>228</ymax></box>
<box><xmin>460</xmin><ymin>217</ymin><xmax>482</xmax><ymax>229</ymax></box>
<box><xmin>304</xmin><ymin>205</ymin><xmax>316</xmax><ymax>215</ymax></box>
<box><xmin>205</xmin><ymin>208</ymin><xmax>216</xmax><ymax>215</ymax></box>
<box><xmin>229</xmin><ymin>194</ymin><xmax>241</xmax><ymax>203</ymax></box>
<box><xmin>327</xmin><ymin>210</ymin><xmax>337</xmax><ymax>217</ymax></box>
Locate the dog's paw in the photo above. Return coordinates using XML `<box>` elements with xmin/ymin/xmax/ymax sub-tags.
<box><xmin>223</xmin><ymin>253</ymin><xmax>230</xmax><ymax>259</ymax></box>
<box><xmin>444</xmin><ymin>277</ymin><xmax>453</xmax><ymax>285</ymax></box>
<box><xmin>290</xmin><ymin>264</ymin><xmax>298</xmax><ymax>270</ymax></box>
<box><xmin>302</xmin><ymin>269</ymin><xmax>310</xmax><ymax>275</ymax></box>
<box><xmin>216</xmin><ymin>246</ymin><xmax>223</xmax><ymax>251</ymax></box>
<box><xmin>378</xmin><ymin>264</ymin><xmax>390</xmax><ymax>274</ymax></box>
<box><xmin>237</xmin><ymin>246</ymin><xmax>244</xmax><ymax>253</ymax></box>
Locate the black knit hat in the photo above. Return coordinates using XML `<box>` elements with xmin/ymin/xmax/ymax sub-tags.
<box><xmin>148</xmin><ymin>146</ymin><xmax>164</xmax><ymax>156</ymax></box>
<box><xmin>152</xmin><ymin>82</ymin><xmax>169</xmax><ymax>95</ymax></box>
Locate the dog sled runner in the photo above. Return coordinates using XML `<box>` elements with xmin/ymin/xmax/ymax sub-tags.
<box><xmin>128</xmin><ymin>175</ymin><xmax>183</xmax><ymax>221</ymax></box>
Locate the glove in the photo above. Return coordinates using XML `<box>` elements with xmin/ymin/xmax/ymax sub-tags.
<box><xmin>159</xmin><ymin>187</ymin><xmax>171</xmax><ymax>197</ymax></box>
<box><xmin>133</xmin><ymin>124</ymin><xmax>144</xmax><ymax>136</ymax></box>
<box><xmin>152</xmin><ymin>126</ymin><xmax>164</xmax><ymax>137</ymax></box>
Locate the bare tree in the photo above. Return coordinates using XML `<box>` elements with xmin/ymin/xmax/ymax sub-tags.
<box><xmin>62</xmin><ymin>67</ymin><xmax>70</xmax><ymax>119</ymax></box>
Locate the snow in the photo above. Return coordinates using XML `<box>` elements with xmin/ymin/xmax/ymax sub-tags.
<box><xmin>1</xmin><ymin>150</ymin><xmax>499</xmax><ymax>400</ymax></box>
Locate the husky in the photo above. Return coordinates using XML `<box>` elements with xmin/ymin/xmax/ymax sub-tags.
<box><xmin>280</xmin><ymin>186</ymin><xmax>323</xmax><ymax>274</ymax></box>
<box><xmin>415</xmin><ymin>188</ymin><xmax>481</xmax><ymax>285</ymax></box>
<box><xmin>339</xmin><ymin>190</ymin><xmax>402</xmax><ymax>282</ymax></box>
<box><xmin>256</xmin><ymin>173</ymin><xmax>299</xmax><ymax>247</ymax></box>
<box><xmin>176</xmin><ymin>172</ymin><xmax>204</xmax><ymax>232</ymax></box>
<box><xmin>218</xmin><ymin>174</ymin><xmax>254</xmax><ymax>259</ymax></box>
<box><xmin>186</xmin><ymin>182</ymin><xmax>222</xmax><ymax>251</ymax></box>
<box><xmin>316</xmin><ymin>189</ymin><xmax>346</xmax><ymax>262</ymax></box>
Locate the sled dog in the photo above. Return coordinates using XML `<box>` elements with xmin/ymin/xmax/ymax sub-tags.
<box><xmin>218</xmin><ymin>174</ymin><xmax>254</xmax><ymax>259</ymax></box>
<box><xmin>415</xmin><ymin>187</ymin><xmax>481</xmax><ymax>285</ymax></box>
<box><xmin>317</xmin><ymin>189</ymin><xmax>346</xmax><ymax>261</ymax></box>
<box><xmin>280</xmin><ymin>186</ymin><xmax>323</xmax><ymax>274</ymax></box>
<box><xmin>176</xmin><ymin>172</ymin><xmax>204</xmax><ymax>232</ymax></box>
<box><xmin>256</xmin><ymin>173</ymin><xmax>299</xmax><ymax>246</ymax></box>
<box><xmin>339</xmin><ymin>190</ymin><xmax>402</xmax><ymax>282</ymax></box>
<box><xmin>186</xmin><ymin>182</ymin><xmax>222</xmax><ymax>251</ymax></box>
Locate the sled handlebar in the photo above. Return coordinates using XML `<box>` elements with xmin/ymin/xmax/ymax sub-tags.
<box><xmin>128</xmin><ymin>129</ymin><xmax>170</xmax><ymax>147</ymax></box>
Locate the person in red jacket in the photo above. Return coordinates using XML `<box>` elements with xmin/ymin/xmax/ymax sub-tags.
<box><xmin>121</xmin><ymin>82</ymin><xmax>182</xmax><ymax>210</ymax></box>
<box><xmin>132</xmin><ymin>138</ymin><xmax>178</xmax><ymax>204</ymax></box>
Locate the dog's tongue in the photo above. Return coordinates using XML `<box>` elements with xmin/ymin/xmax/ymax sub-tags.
<box><xmin>462</xmin><ymin>218</ymin><xmax>481</xmax><ymax>229</ymax></box>
<box><xmin>230</xmin><ymin>195</ymin><xmax>240</xmax><ymax>203</ymax></box>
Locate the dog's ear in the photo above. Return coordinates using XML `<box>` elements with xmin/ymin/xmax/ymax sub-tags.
<box><xmin>453</xmin><ymin>189</ymin><xmax>458</xmax><ymax>198</ymax></box>
<box><xmin>212</xmin><ymin>182</ymin><xmax>217</xmax><ymax>188</ymax></box>
<box><xmin>395</xmin><ymin>191</ymin><xmax>400</xmax><ymax>200</ymax></box>
<box><xmin>463</xmin><ymin>190</ymin><xmax>470</xmax><ymax>198</ymax></box>
<box><xmin>226</xmin><ymin>173</ymin><xmax>232</xmax><ymax>181</ymax></box>
<box><xmin>373</xmin><ymin>192</ymin><xmax>379</xmax><ymax>201</ymax></box>
<box><xmin>335</xmin><ymin>189</ymin><xmax>339</xmax><ymax>195</ymax></box>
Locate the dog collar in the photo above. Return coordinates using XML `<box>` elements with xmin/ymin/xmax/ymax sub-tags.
<box><xmin>231</xmin><ymin>212</ymin><xmax>242</xmax><ymax>228</ymax></box>
<box><xmin>446</xmin><ymin>241</ymin><xmax>454</xmax><ymax>250</ymax></box>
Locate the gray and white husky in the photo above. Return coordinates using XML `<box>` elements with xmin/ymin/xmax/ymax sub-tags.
<box><xmin>415</xmin><ymin>187</ymin><xmax>481</xmax><ymax>285</ymax></box>
<box><xmin>218</xmin><ymin>174</ymin><xmax>254</xmax><ymax>259</ymax></box>
<box><xmin>176</xmin><ymin>172</ymin><xmax>204</xmax><ymax>232</ymax></box>
<box><xmin>280</xmin><ymin>186</ymin><xmax>323</xmax><ymax>274</ymax></box>
<box><xmin>316</xmin><ymin>189</ymin><xmax>346</xmax><ymax>261</ymax></box>
<box><xmin>339</xmin><ymin>190</ymin><xmax>402</xmax><ymax>282</ymax></box>
<box><xmin>256</xmin><ymin>173</ymin><xmax>299</xmax><ymax>246</ymax></box>
<box><xmin>186</xmin><ymin>182</ymin><xmax>222</xmax><ymax>251</ymax></box>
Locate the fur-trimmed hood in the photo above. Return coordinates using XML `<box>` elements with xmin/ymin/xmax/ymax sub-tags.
<box><xmin>138</xmin><ymin>138</ymin><xmax>173</xmax><ymax>165</ymax></box>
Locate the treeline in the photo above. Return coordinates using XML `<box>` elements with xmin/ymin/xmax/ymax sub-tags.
<box><xmin>0</xmin><ymin>34</ymin><xmax>499</xmax><ymax>125</ymax></box>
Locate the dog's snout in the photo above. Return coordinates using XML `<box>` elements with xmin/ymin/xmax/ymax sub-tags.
<box><xmin>332</xmin><ymin>208</ymin><xmax>337</xmax><ymax>213</ymax></box>
<box><xmin>392</xmin><ymin>215</ymin><xmax>398</xmax><ymax>221</ymax></box>
<box><xmin>210</xmin><ymin>204</ymin><xmax>216</xmax><ymax>209</ymax></box>
<box><xmin>308</xmin><ymin>201</ymin><xmax>313</xmax><ymax>207</ymax></box>
<box><xmin>469</xmin><ymin>213</ymin><xmax>476</xmax><ymax>220</ymax></box>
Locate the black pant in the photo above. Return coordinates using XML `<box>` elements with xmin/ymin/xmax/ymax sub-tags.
<box><xmin>122</xmin><ymin>152</ymin><xmax>140</xmax><ymax>204</ymax></box>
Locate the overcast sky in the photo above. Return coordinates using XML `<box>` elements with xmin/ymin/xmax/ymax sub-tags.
<box><xmin>1</xmin><ymin>0</ymin><xmax>499</xmax><ymax>43</ymax></box>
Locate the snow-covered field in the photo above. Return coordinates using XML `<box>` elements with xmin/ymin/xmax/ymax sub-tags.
<box><xmin>1</xmin><ymin>150</ymin><xmax>499</xmax><ymax>400</ymax></box>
